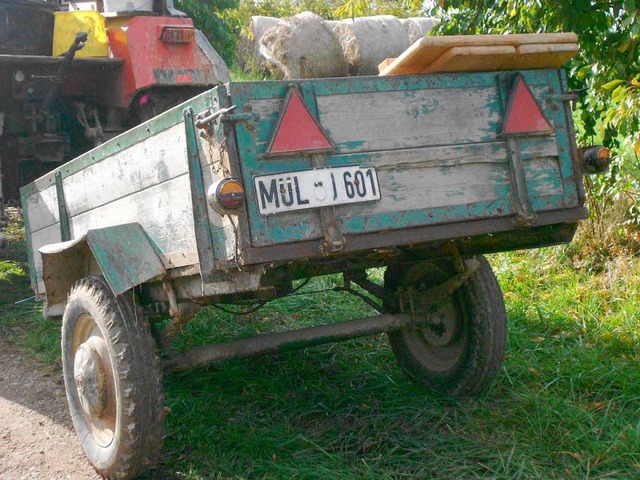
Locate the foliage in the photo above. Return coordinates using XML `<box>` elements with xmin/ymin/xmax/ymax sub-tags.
<box><xmin>427</xmin><ymin>1</ymin><xmax>640</xmax><ymax>253</ymax></box>
<box><xmin>226</xmin><ymin>0</ymin><xmax>422</xmax><ymax>54</ymax></box>
<box><xmin>333</xmin><ymin>0</ymin><xmax>422</xmax><ymax>19</ymax></box>
<box><xmin>176</xmin><ymin>0</ymin><xmax>240</xmax><ymax>64</ymax></box>
<box><xmin>0</xmin><ymin>209</ymin><xmax>31</xmax><ymax>305</ymax></box>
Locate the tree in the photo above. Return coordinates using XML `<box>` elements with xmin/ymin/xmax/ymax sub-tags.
<box><xmin>428</xmin><ymin>1</ymin><xmax>640</xmax><ymax>241</ymax></box>
<box><xmin>428</xmin><ymin>1</ymin><xmax>639</xmax><ymax>152</ymax></box>
<box><xmin>333</xmin><ymin>0</ymin><xmax>422</xmax><ymax>19</ymax></box>
<box><xmin>176</xmin><ymin>0</ymin><xmax>240</xmax><ymax>64</ymax></box>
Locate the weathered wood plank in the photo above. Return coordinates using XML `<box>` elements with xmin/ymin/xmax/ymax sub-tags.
<box><xmin>26</xmin><ymin>124</ymin><xmax>190</xmax><ymax>232</ymax></box>
<box><xmin>316</xmin><ymin>88</ymin><xmax>502</xmax><ymax>153</ymax></box>
<box><xmin>24</xmin><ymin>184</ymin><xmax>59</xmax><ymax>233</ymax></box>
<box><xmin>62</xmin><ymin>124</ymin><xmax>189</xmax><ymax>219</ymax></box>
<box><xmin>525</xmin><ymin>157</ymin><xmax>563</xmax><ymax>198</ymax></box>
<box><xmin>380</xmin><ymin>33</ymin><xmax>578</xmax><ymax>75</ymax></box>
<box><xmin>248</xmin><ymin>87</ymin><xmax>511</xmax><ymax>155</ymax></box>
<box><xmin>28</xmin><ymin>223</ymin><xmax>61</xmax><ymax>294</ymax></box>
<box><xmin>246</xmin><ymin>85</ymin><xmax>556</xmax><ymax>162</ymax></box>
<box><xmin>68</xmin><ymin>174</ymin><xmax>198</xmax><ymax>262</ymax></box>
<box><xmin>352</xmin><ymin>137</ymin><xmax>559</xmax><ymax>170</ymax></box>
<box><xmin>501</xmin><ymin>43</ymin><xmax>580</xmax><ymax>70</ymax></box>
<box><xmin>371</xmin><ymin>162</ymin><xmax>512</xmax><ymax>211</ymax></box>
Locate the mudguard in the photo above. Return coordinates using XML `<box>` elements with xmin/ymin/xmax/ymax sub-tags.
<box><xmin>39</xmin><ymin>223</ymin><xmax>166</xmax><ymax>307</ymax></box>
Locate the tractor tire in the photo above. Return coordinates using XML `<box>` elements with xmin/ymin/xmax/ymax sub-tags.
<box><xmin>385</xmin><ymin>255</ymin><xmax>507</xmax><ymax>397</ymax></box>
<box><xmin>61</xmin><ymin>276</ymin><xmax>164</xmax><ymax>479</ymax></box>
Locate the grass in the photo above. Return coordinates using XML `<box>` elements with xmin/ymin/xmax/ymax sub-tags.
<box><xmin>2</xmin><ymin>210</ymin><xmax>640</xmax><ymax>479</ymax></box>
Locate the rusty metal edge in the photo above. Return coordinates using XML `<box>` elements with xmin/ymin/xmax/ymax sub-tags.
<box><xmin>184</xmin><ymin>107</ymin><xmax>217</xmax><ymax>284</ymax></box>
<box><xmin>240</xmin><ymin>208</ymin><xmax>586</xmax><ymax>266</ymax></box>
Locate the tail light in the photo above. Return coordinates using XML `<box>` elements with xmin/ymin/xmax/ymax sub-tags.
<box><xmin>579</xmin><ymin>146</ymin><xmax>611</xmax><ymax>174</ymax></box>
<box><xmin>157</xmin><ymin>26</ymin><xmax>195</xmax><ymax>43</ymax></box>
<box><xmin>207</xmin><ymin>179</ymin><xmax>245</xmax><ymax>214</ymax></box>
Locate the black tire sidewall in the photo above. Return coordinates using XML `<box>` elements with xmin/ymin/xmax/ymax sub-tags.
<box><xmin>61</xmin><ymin>276</ymin><xmax>164</xmax><ymax>479</ymax></box>
<box><xmin>386</xmin><ymin>256</ymin><xmax>507</xmax><ymax>396</ymax></box>
<box><xmin>62</xmin><ymin>288</ymin><xmax>123</xmax><ymax>470</ymax></box>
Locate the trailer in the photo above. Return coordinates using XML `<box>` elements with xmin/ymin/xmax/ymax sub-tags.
<box><xmin>22</xmin><ymin>56</ymin><xmax>609</xmax><ymax>479</ymax></box>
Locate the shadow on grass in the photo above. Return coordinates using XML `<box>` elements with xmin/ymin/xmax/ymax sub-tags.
<box><xmin>3</xmin><ymin>220</ymin><xmax>639</xmax><ymax>479</ymax></box>
<box><xmin>143</xmin><ymin>300</ymin><xmax>640</xmax><ymax>480</ymax></box>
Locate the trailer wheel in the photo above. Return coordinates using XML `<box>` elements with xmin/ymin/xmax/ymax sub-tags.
<box><xmin>384</xmin><ymin>255</ymin><xmax>507</xmax><ymax>396</ymax></box>
<box><xmin>61</xmin><ymin>276</ymin><xmax>164</xmax><ymax>480</ymax></box>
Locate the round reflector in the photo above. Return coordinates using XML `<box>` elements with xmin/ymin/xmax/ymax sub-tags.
<box><xmin>207</xmin><ymin>179</ymin><xmax>245</xmax><ymax>213</ymax></box>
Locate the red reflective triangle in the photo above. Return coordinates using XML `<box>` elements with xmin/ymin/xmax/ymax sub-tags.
<box><xmin>503</xmin><ymin>76</ymin><xmax>553</xmax><ymax>135</ymax></box>
<box><xmin>267</xmin><ymin>88</ymin><xmax>335</xmax><ymax>156</ymax></box>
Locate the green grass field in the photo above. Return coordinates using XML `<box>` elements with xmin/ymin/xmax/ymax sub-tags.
<box><xmin>2</xmin><ymin>211</ymin><xmax>640</xmax><ymax>479</ymax></box>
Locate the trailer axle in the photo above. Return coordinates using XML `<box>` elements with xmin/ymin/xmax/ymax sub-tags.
<box><xmin>163</xmin><ymin>312</ymin><xmax>412</xmax><ymax>371</ymax></box>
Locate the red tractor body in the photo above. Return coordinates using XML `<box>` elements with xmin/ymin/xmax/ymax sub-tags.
<box><xmin>0</xmin><ymin>0</ymin><xmax>229</xmax><ymax>206</ymax></box>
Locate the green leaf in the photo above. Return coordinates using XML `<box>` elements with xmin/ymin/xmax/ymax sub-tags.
<box><xmin>602</xmin><ymin>79</ymin><xmax>625</xmax><ymax>91</ymax></box>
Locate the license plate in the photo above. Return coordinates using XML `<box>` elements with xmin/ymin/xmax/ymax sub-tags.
<box><xmin>254</xmin><ymin>166</ymin><xmax>381</xmax><ymax>215</ymax></box>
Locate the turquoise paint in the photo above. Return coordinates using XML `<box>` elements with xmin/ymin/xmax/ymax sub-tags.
<box><xmin>85</xmin><ymin>223</ymin><xmax>166</xmax><ymax>295</ymax></box>
<box><xmin>251</xmin><ymin>196</ymin><xmax>516</xmax><ymax>246</ymax></box>
<box><xmin>184</xmin><ymin>107</ymin><xmax>218</xmax><ymax>283</ymax></box>
<box><xmin>234</xmin><ymin>69</ymin><xmax>580</xmax><ymax>247</ymax></box>
<box><xmin>334</xmin><ymin>140</ymin><xmax>366</xmax><ymax>152</ymax></box>
<box><xmin>338</xmin><ymin>199</ymin><xmax>513</xmax><ymax>235</ymax></box>
<box><xmin>228</xmin><ymin>70</ymin><xmax>554</xmax><ymax>101</ymax></box>
<box><xmin>211</xmin><ymin>225</ymin><xmax>230</xmax><ymax>265</ymax></box>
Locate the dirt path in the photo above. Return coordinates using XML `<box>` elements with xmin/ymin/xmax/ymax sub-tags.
<box><xmin>0</xmin><ymin>337</ymin><xmax>100</xmax><ymax>480</ymax></box>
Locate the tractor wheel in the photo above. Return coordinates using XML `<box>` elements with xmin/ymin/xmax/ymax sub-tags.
<box><xmin>384</xmin><ymin>255</ymin><xmax>507</xmax><ymax>396</ymax></box>
<box><xmin>61</xmin><ymin>276</ymin><xmax>164</xmax><ymax>479</ymax></box>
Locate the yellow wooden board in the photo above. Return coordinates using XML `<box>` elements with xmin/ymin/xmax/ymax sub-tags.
<box><xmin>379</xmin><ymin>33</ymin><xmax>578</xmax><ymax>76</ymax></box>
<box><xmin>501</xmin><ymin>43</ymin><xmax>579</xmax><ymax>70</ymax></box>
<box><xmin>377</xmin><ymin>57</ymin><xmax>397</xmax><ymax>73</ymax></box>
<box><xmin>421</xmin><ymin>45</ymin><xmax>516</xmax><ymax>73</ymax></box>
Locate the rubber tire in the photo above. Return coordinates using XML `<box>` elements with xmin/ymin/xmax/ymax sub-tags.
<box><xmin>61</xmin><ymin>277</ymin><xmax>164</xmax><ymax>480</ymax></box>
<box><xmin>385</xmin><ymin>255</ymin><xmax>507</xmax><ymax>397</ymax></box>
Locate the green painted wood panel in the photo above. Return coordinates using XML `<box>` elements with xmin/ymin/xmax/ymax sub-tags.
<box><xmin>228</xmin><ymin>70</ymin><xmax>581</xmax><ymax>248</ymax></box>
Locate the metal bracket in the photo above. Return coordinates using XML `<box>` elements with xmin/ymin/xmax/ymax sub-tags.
<box><xmin>157</xmin><ymin>279</ymin><xmax>201</xmax><ymax>348</ymax></box>
<box><xmin>222</xmin><ymin>112</ymin><xmax>261</xmax><ymax>124</ymax></box>
<box><xmin>54</xmin><ymin>171</ymin><xmax>70</xmax><ymax>241</ymax></box>
<box><xmin>184</xmin><ymin>108</ymin><xmax>217</xmax><ymax>284</ymax></box>
<box><xmin>311</xmin><ymin>153</ymin><xmax>346</xmax><ymax>255</ymax></box>
<box><xmin>195</xmin><ymin>105</ymin><xmax>237</xmax><ymax>129</ymax></box>
<box><xmin>195</xmin><ymin>106</ymin><xmax>260</xmax><ymax>137</ymax></box>
<box><xmin>496</xmin><ymin>73</ymin><xmax>538</xmax><ymax>227</ymax></box>
<box><xmin>398</xmin><ymin>258</ymin><xmax>480</xmax><ymax>321</ymax></box>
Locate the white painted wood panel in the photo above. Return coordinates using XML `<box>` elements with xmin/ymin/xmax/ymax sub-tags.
<box><xmin>25</xmin><ymin>182</ymin><xmax>60</xmax><ymax>234</ymax></box>
<box><xmin>317</xmin><ymin>88</ymin><xmax>502</xmax><ymax>153</ymax></box>
<box><xmin>62</xmin><ymin>124</ymin><xmax>189</xmax><ymax>219</ymax></box>
<box><xmin>350</xmin><ymin>162</ymin><xmax>511</xmax><ymax>214</ymax></box>
<box><xmin>335</xmin><ymin>138</ymin><xmax>558</xmax><ymax>170</ymax></box>
<box><xmin>68</xmin><ymin>174</ymin><xmax>197</xmax><ymax>263</ymax></box>
<box><xmin>29</xmin><ymin>223</ymin><xmax>62</xmax><ymax>294</ymax></box>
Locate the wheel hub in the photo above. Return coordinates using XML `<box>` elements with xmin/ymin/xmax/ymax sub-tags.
<box><xmin>73</xmin><ymin>337</ymin><xmax>109</xmax><ymax>418</ymax></box>
<box><xmin>421</xmin><ymin>301</ymin><xmax>459</xmax><ymax>347</ymax></box>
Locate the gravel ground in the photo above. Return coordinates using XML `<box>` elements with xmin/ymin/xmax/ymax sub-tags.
<box><xmin>0</xmin><ymin>337</ymin><xmax>100</xmax><ymax>480</ymax></box>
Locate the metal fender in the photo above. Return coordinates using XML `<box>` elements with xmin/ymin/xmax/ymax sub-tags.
<box><xmin>39</xmin><ymin>223</ymin><xmax>166</xmax><ymax>307</ymax></box>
